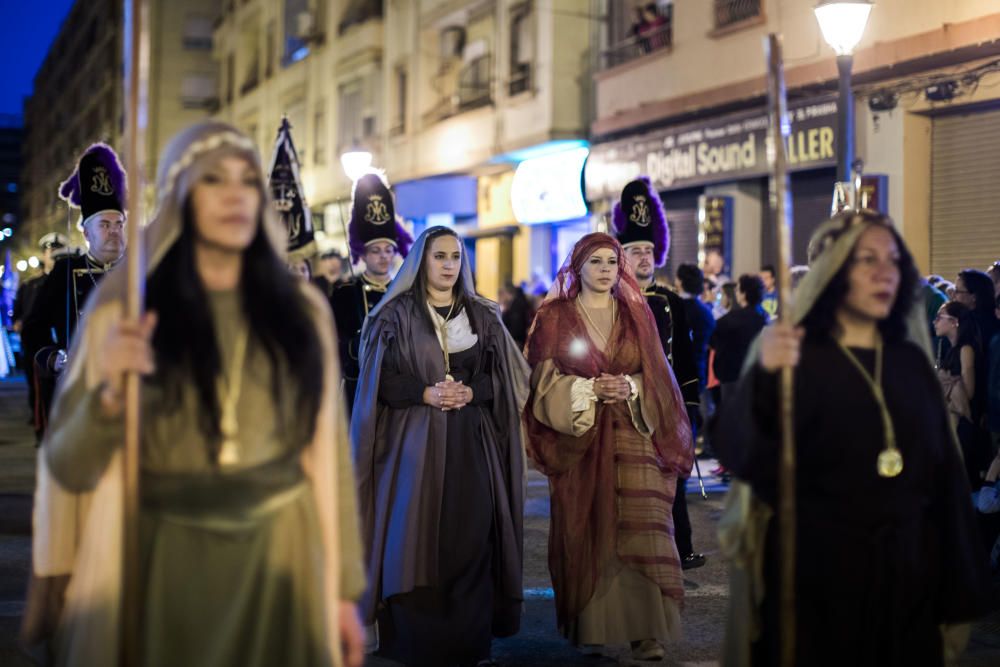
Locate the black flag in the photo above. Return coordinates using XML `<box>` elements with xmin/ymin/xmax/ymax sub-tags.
<box><xmin>268</xmin><ymin>117</ymin><xmax>315</xmax><ymax>259</ymax></box>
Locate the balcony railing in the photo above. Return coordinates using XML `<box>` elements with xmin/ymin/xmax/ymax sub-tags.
<box><xmin>714</xmin><ymin>0</ymin><xmax>762</xmax><ymax>30</ymax></box>
<box><xmin>601</xmin><ymin>21</ymin><xmax>671</xmax><ymax>70</ymax></box>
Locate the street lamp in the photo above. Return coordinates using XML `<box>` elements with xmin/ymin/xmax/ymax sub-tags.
<box><xmin>340</xmin><ymin>149</ymin><xmax>373</xmax><ymax>182</ymax></box>
<box><xmin>814</xmin><ymin>1</ymin><xmax>873</xmax><ymax>184</ymax></box>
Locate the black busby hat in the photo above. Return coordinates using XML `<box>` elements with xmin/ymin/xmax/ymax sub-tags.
<box><xmin>348</xmin><ymin>172</ymin><xmax>412</xmax><ymax>263</ymax></box>
<box><xmin>612</xmin><ymin>176</ymin><xmax>670</xmax><ymax>267</ymax></box>
<box><xmin>58</xmin><ymin>143</ymin><xmax>127</xmax><ymax>230</ymax></box>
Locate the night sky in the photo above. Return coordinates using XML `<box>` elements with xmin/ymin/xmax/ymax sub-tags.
<box><xmin>0</xmin><ymin>0</ymin><xmax>77</xmax><ymax>118</ymax></box>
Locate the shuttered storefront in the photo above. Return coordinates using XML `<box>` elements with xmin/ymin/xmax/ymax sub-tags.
<box><xmin>931</xmin><ymin>108</ymin><xmax>1000</xmax><ymax>280</ymax></box>
<box><xmin>760</xmin><ymin>168</ymin><xmax>837</xmax><ymax>268</ymax></box>
<box><xmin>659</xmin><ymin>187</ymin><xmax>703</xmax><ymax>283</ymax></box>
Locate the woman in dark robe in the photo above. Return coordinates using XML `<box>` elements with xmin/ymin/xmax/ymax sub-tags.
<box><xmin>523</xmin><ymin>233</ymin><xmax>693</xmax><ymax>662</ymax></box>
<box><xmin>714</xmin><ymin>210</ymin><xmax>991</xmax><ymax>667</ymax></box>
<box><xmin>351</xmin><ymin>226</ymin><xmax>529</xmax><ymax>667</ymax></box>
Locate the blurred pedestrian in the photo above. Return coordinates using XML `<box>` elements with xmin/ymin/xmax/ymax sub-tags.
<box><xmin>713</xmin><ymin>210</ymin><xmax>990</xmax><ymax>665</ymax></box>
<box><xmin>759</xmin><ymin>265</ymin><xmax>778</xmax><ymax>321</ymax></box>
<box><xmin>934</xmin><ymin>301</ymin><xmax>989</xmax><ymax>485</ymax></box>
<box><xmin>498</xmin><ymin>281</ymin><xmax>533</xmax><ymax>348</ymax></box>
<box><xmin>314</xmin><ymin>247</ymin><xmax>346</xmax><ymax>298</ymax></box>
<box><xmin>13</xmin><ymin>233</ymin><xmax>68</xmax><ymax>416</ymax></box>
<box><xmin>351</xmin><ymin>226</ymin><xmax>528</xmax><ymax>667</ymax></box>
<box><xmin>28</xmin><ymin>122</ymin><xmax>366</xmax><ymax>667</ymax></box>
<box><xmin>524</xmin><ymin>233</ymin><xmax>692</xmax><ymax>662</ymax></box>
<box><xmin>675</xmin><ymin>263</ymin><xmax>715</xmax><ymax>394</ymax></box>
<box><xmin>710</xmin><ymin>274</ymin><xmax>768</xmax><ymax>402</ymax></box>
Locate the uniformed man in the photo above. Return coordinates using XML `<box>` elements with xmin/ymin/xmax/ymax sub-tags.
<box><xmin>613</xmin><ymin>176</ymin><xmax>706</xmax><ymax>570</ymax></box>
<box><xmin>22</xmin><ymin>143</ymin><xmax>127</xmax><ymax>435</ymax></box>
<box><xmin>330</xmin><ymin>172</ymin><xmax>412</xmax><ymax>413</ymax></box>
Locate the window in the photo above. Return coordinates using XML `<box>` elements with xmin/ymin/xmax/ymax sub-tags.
<box><xmin>713</xmin><ymin>0</ymin><xmax>761</xmax><ymax>31</ymax></box>
<box><xmin>180</xmin><ymin>73</ymin><xmax>218</xmax><ymax>109</ymax></box>
<box><xmin>458</xmin><ymin>55</ymin><xmax>491</xmax><ymax>110</ymax></box>
<box><xmin>509</xmin><ymin>3</ymin><xmax>532</xmax><ymax>96</ymax></box>
<box><xmin>182</xmin><ymin>14</ymin><xmax>214</xmax><ymax>50</ymax></box>
<box><xmin>284</xmin><ymin>0</ymin><xmax>311</xmax><ymax>65</ymax></box>
<box><xmin>603</xmin><ymin>0</ymin><xmax>673</xmax><ymax>69</ymax></box>
<box><xmin>337</xmin><ymin>83</ymin><xmax>362</xmax><ymax>150</ymax></box>
<box><xmin>391</xmin><ymin>66</ymin><xmax>407</xmax><ymax>134</ymax></box>
<box><xmin>314</xmin><ymin>107</ymin><xmax>327</xmax><ymax>165</ymax></box>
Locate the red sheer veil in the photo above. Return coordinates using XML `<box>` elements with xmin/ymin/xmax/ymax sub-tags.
<box><xmin>525</xmin><ymin>232</ymin><xmax>693</xmax><ymax>475</ymax></box>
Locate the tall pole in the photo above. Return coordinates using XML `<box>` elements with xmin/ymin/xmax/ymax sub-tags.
<box><xmin>835</xmin><ymin>54</ymin><xmax>855</xmax><ymax>183</ymax></box>
<box><xmin>765</xmin><ymin>33</ymin><xmax>797</xmax><ymax>667</ymax></box>
<box><xmin>122</xmin><ymin>0</ymin><xmax>149</xmax><ymax>664</ymax></box>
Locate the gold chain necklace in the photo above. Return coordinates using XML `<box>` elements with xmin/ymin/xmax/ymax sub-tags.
<box><xmin>577</xmin><ymin>296</ymin><xmax>616</xmax><ymax>347</ymax></box>
<box><xmin>432</xmin><ymin>299</ymin><xmax>458</xmax><ymax>381</ymax></box>
<box><xmin>217</xmin><ymin>328</ymin><xmax>250</xmax><ymax>465</ymax></box>
<box><xmin>834</xmin><ymin>334</ymin><xmax>903</xmax><ymax>478</ymax></box>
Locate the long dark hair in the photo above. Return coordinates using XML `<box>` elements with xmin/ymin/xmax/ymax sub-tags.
<box><xmin>958</xmin><ymin>269</ymin><xmax>995</xmax><ymax>317</ymax></box>
<box><xmin>411</xmin><ymin>226</ymin><xmax>476</xmax><ymax>335</ymax></box>
<box><xmin>146</xmin><ymin>200</ymin><xmax>324</xmax><ymax>460</ymax></box>
<box><xmin>802</xmin><ymin>219</ymin><xmax>920</xmax><ymax>343</ymax></box>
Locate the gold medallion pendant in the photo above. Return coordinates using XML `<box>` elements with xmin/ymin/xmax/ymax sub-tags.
<box><xmin>877</xmin><ymin>448</ymin><xmax>903</xmax><ymax>478</ymax></box>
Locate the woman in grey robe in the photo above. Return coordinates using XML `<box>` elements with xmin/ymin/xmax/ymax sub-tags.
<box><xmin>351</xmin><ymin>225</ymin><xmax>530</xmax><ymax>667</ymax></box>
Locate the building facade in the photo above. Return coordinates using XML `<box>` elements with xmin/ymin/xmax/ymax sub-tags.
<box><xmin>17</xmin><ymin>0</ymin><xmax>220</xmax><ymax>263</ymax></box>
<box><xmin>586</xmin><ymin>0</ymin><xmax>1000</xmax><ymax>282</ymax></box>
<box><xmin>213</xmin><ymin>0</ymin><xmax>596</xmax><ymax>299</ymax></box>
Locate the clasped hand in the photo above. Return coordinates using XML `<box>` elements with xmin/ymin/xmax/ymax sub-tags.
<box><xmin>594</xmin><ymin>373</ymin><xmax>631</xmax><ymax>403</ymax></box>
<box><xmin>423</xmin><ymin>379</ymin><xmax>473</xmax><ymax>411</ymax></box>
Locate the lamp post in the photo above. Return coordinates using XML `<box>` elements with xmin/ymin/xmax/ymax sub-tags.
<box><xmin>814</xmin><ymin>1</ymin><xmax>873</xmax><ymax>184</ymax></box>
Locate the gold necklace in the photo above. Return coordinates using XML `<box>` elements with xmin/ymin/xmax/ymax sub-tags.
<box><xmin>432</xmin><ymin>299</ymin><xmax>458</xmax><ymax>381</ymax></box>
<box><xmin>577</xmin><ymin>296</ymin><xmax>616</xmax><ymax>347</ymax></box>
<box><xmin>217</xmin><ymin>328</ymin><xmax>250</xmax><ymax>465</ymax></box>
<box><xmin>834</xmin><ymin>334</ymin><xmax>903</xmax><ymax>478</ymax></box>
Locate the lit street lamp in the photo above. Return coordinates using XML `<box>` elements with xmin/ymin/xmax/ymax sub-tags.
<box><xmin>340</xmin><ymin>149</ymin><xmax>373</xmax><ymax>182</ymax></box>
<box><xmin>814</xmin><ymin>0</ymin><xmax>873</xmax><ymax>184</ymax></box>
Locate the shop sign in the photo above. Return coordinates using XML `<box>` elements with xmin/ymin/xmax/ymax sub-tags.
<box><xmin>586</xmin><ymin>97</ymin><xmax>838</xmax><ymax>199</ymax></box>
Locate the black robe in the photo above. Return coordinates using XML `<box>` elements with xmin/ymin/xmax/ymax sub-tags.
<box><xmin>329</xmin><ymin>274</ymin><xmax>387</xmax><ymax>413</ymax></box>
<box><xmin>712</xmin><ymin>338</ymin><xmax>991</xmax><ymax>666</ymax></box>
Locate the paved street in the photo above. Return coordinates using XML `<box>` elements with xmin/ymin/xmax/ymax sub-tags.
<box><xmin>1</xmin><ymin>373</ymin><xmax>999</xmax><ymax>665</ymax></box>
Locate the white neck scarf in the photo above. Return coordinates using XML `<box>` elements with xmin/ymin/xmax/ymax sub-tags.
<box><xmin>428</xmin><ymin>302</ymin><xmax>479</xmax><ymax>355</ymax></box>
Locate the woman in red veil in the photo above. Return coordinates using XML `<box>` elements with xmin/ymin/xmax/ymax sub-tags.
<box><xmin>524</xmin><ymin>232</ymin><xmax>693</xmax><ymax>661</ymax></box>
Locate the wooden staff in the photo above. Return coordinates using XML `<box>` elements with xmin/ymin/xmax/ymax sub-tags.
<box><xmin>764</xmin><ymin>33</ymin><xmax>797</xmax><ymax>667</ymax></box>
<box><xmin>122</xmin><ymin>0</ymin><xmax>150</xmax><ymax>664</ymax></box>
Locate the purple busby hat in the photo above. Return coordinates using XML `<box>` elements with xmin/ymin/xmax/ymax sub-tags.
<box><xmin>347</xmin><ymin>172</ymin><xmax>413</xmax><ymax>263</ymax></box>
<box><xmin>58</xmin><ymin>143</ymin><xmax>127</xmax><ymax>229</ymax></box>
<box><xmin>612</xmin><ymin>176</ymin><xmax>669</xmax><ymax>267</ymax></box>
